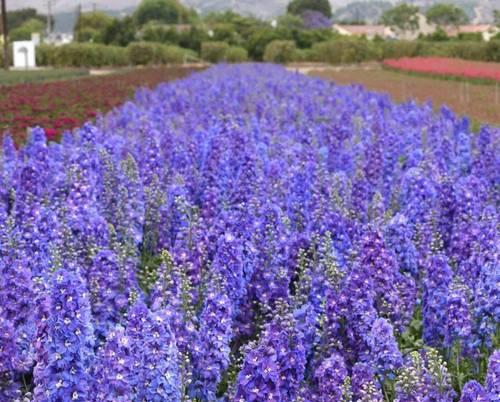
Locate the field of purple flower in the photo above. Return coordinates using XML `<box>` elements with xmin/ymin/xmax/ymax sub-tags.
<box><xmin>0</xmin><ymin>64</ymin><xmax>498</xmax><ymax>401</ymax></box>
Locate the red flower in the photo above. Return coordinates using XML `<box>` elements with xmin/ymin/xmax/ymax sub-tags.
<box><xmin>383</xmin><ymin>57</ymin><xmax>500</xmax><ymax>82</ymax></box>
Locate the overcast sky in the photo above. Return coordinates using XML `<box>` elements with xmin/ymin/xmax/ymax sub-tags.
<box><xmin>8</xmin><ymin>0</ymin><xmax>140</xmax><ymax>12</ymax></box>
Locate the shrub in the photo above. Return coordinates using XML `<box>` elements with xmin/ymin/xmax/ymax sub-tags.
<box><xmin>127</xmin><ymin>42</ymin><xmax>157</xmax><ymax>65</ymax></box>
<box><xmin>311</xmin><ymin>39</ymin><xmax>381</xmax><ymax>64</ymax></box>
<box><xmin>485</xmin><ymin>39</ymin><xmax>500</xmax><ymax>62</ymax></box>
<box><xmin>381</xmin><ymin>41</ymin><xmax>421</xmax><ymax>59</ymax></box>
<box><xmin>201</xmin><ymin>41</ymin><xmax>229</xmax><ymax>63</ymax></box>
<box><xmin>42</xmin><ymin>43</ymin><xmax>128</xmax><ymax>67</ymax></box>
<box><xmin>263</xmin><ymin>40</ymin><xmax>297</xmax><ymax>63</ymax></box>
<box><xmin>128</xmin><ymin>42</ymin><xmax>194</xmax><ymax>65</ymax></box>
<box><xmin>225</xmin><ymin>46</ymin><xmax>248</xmax><ymax>63</ymax></box>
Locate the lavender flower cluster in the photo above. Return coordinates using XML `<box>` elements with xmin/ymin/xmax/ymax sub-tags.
<box><xmin>0</xmin><ymin>64</ymin><xmax>498</xmax><ymax>401</ymax></box>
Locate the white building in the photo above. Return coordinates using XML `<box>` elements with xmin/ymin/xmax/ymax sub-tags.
<box><xmin>13</xmin><ymin>41</ymin><xmax>36</xmax><ymax>69</ymax></box>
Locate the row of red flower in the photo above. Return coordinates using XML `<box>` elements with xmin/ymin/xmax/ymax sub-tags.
<box><xmin>383</xmin><ymin>57</ymin><xmax>500</xmax><ymax>82</ymax></box>
<box><xmin>0</xmin><ymin>67</ymin><xmax>201</xmax><ymax>143</ymax></box>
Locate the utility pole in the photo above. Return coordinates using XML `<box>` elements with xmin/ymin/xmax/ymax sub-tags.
<box><xmin>1</xmin><ymin>0</ymin><xmax>8</xmax><ymax>70</ymax></box>
<box><xmin>47</xmin><ymin>0</ymin><xmax>52</xmax><ymax>35</ymax></box>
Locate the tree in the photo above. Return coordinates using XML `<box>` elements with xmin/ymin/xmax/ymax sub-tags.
<box><xmin>494</xmin><ymin>10</ymin><xmax>500</xmax><ymax>27</ymax></box>
<box><xmin>134</xmin><ymin>0</ymin><xmax>192</xmax><ymax>26</ymax></box>
<box><xmin>381</xmin><ymin>3</ymin><xmax>420</xmax><ymax>32</ymax></box>
<box><xmin>10</xmin><ymin>18</ymin><xmax>45</xmax><ymax>41</ymax></box>
<box><xmin>102</xmin><ymin>16</ymin><xmax>136</xmax><ymax>46</ymax></box>
<box><xmin>6</xmin><ymin>8</ymin><xmax>46</xmax><ymax>31</ymax></box>
<box><xmin>287</xmin><ymin>0</ymin><xmax>332</xmax><ymax>19</ymax></box>
<box><xmin>426</xmin><ymin>4</ymin><xmax>468</xmax><ymax>27</ymax></box>
<box><xmin>277</xmin><ymin>14</ymin><xmax>305</xmax><ymax>31</ymax></box>
<box><xmin>74</xmin><ymin>11</ymin><xmax>113</xmax><ymax>42</ymax></box>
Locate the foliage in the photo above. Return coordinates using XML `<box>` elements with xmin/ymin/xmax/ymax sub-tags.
<box><xmin>74</xmin><ymin>11</ymin><xmax>114</xmax><ymax>43</ymax></box>
<box><xmin>39</xmin><ymin>43</ymin><xmax>129</xmax><ymax>67</ymax></box>
<box><xmin>101</xmin><ymin>16</ymin><xmax>137</xmax><ymax>47</ymax></box>
<box><xmin>200</xmin><ymin>41</ymin><xmax>229</xmax><ymax>62</ymax></box>
<box><xmin>263</xmin><ymin>40</ymin><xmax>298</xmax><ymax>63</ymax></box>
<box><xmin>134</xmin><ymin>0</ymin><xmax>193</xmax><ymax>26</ymax></box>
<box><xmin>494</xmin><ymin>10</ymin><xmax>500</xmax><ymax>27</ymax></box>
<box><xmin>287</xmin><ymin>0</ymin><xmax>333</xmax><ymax>18</ymax></box>
<box><xmin>9</xmin><ymin>18</ymin><xmax>45</xmax><ymax>41</ymax></box>
<box><xmin>141</xmin><ymin>22</ymin><xmax>182</xmax><ymax>44</ymax></box>
<box><xmin>127</xmin><ymin>42</ymin><xmax>192</xmax><ymax>65</ymax></box>
<box><xmin>6</xmin><ymin>7</ymin><xmax>47</xmax><ymax>31</ymax></box>
<box><xmin>426</xmin><ymin>3</ymin><xmax>469</xmax><ymax>27</ymax></box>
<box><xmin>225</xmin><ymin>46</ymin><xmax>248</xmax><ymax>62</ymax></box>
<box><xmin>381</xmin><ymin>3</ymin><xmax>420</xmax><ymax>32</ymax></box>
<box><xmin>312</xmin><ymin>38</ymin><xmax>382</xmax><ymax>63</ymax></box>
<box><xmin>245</xmin><ymin>26</ymin><xmax>280</xmax><ymax>61</ymax></box>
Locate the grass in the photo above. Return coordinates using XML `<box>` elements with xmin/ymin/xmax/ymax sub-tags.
<box><xmin>310</xmin><ymin>67</ymin><xmax>500</xmax><ymax>127</ymax></box>
<box><xmin>0</xmin><ymin>68</ymin><xmax>89</xmax><ymax>85</ymax></box>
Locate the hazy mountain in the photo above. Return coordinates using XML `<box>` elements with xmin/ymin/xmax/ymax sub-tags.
<box><xmin>20</xmin><ymin>0</ymin><xmax>500</xmax><ymax>32</ymax></box>
<box><xmin>332</xmin><ymin>1</ymin><xmax>392</xmax><ymax>23</ymax></box>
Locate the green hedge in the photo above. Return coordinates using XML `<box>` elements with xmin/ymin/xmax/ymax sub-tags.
<box><xmin>127</xmin><ymin>42</ymin><xmax>194</xmax><ymax>65</ymax></box>
<box><xmin>225</xmin><ymin>46</ymin><xmax>249</xmax><ymax>63</ymax></box>
<box><xmin>200</xmin><ymin>42</ymin><xmax>249</xmax><ymax>63</ymax></box>
<box><xmin>201</xmin><ymin>42</ymin><xmax>229</xmax><ymax>63</ymax></box>
<box><xmin>309</xmin><ymin>38</ymin><xmax>500</xmax><ymax>65</ymax></box>
<box><xmin>263</xmin><ymin>40</ymin><xmax>298</xmax><ymax>64</ymax></box>
<box><xmin>35</xmin><ymin>43</ymin><xmax>196</xmax><ymax>67</ymax></box>
<box><xmin>311</xmin><ymin>39</ymin><xmax>382</xmax><ymax>64</ymax></box>
<box><xmin>37</xmin><ymin>43</ymin><xmax>128</xmax><ymax>67</ymax></box>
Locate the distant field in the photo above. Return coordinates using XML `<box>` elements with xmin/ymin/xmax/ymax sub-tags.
<box><xmin>0</xmin><ymin>66</ymin><xmax>203</xmax><ymax>142</ymax></box>
<box><xmin>0</xmin><ymin>69</ymin><xmax>90</xmax><ymax>85</ymax></box>
<box><xmin>310</xmin><ymin>68</ymin><xmax>500</xmax><ymax>127</ymax></box>
<box><xmin>383</xmin><ymin>57</ymin><xmax>500</xmax><ymax>83</ymax></box>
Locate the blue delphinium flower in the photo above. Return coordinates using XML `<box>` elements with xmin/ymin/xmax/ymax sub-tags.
<box><xmin>444</xmin><ymin>281</ymin><xmax>473</xmax><ymax>353</ymax></box>
<box><xmin>367</xmin><ymin>318</ymin><xmax>403</xmax><ymax>377</ymax></box>
<box><xmin>124</xmin><ymin>298</ymin><xmax>182</xmax><ymax>401</ymax></box>
<box><xmin>459</xmin><ymin>380</ymin><xmax>490</xmax><ymax>402</ymax></box>
<box><xmin>422</xmin><ymin>253</ymin><xmax>453</xmax><ymax>346</ymax></box>
<box><xmin>357</xmin><ymin>230</ymin><xmax>416</xmax><ymax>332</ymax></box>
<box><xmin>33</xmin><ymin>267</ymin><xmax>95</xmax><ymax>402</ymax></box>
<box><xmin>0</xmin><ymin>313</ymin><xmax>21</xmax><ymax>401</ymax></box>
<box><xmin>0</xmin><ymin>256</ymin><xmax>36</xmax><ymax>371</ymax></box>
<box><xmin>473</xmin><ymin>261</ymin><xmax>499</xmax><ymax>349</ymax></box>
<box><xmin>190</xmin><ymin>274</ymin><xmax>233</xmax><ymax>401</ymax></box>
<box><xmin>351</xmin><ymin>362</ymin><xmax>384</xmax><ymax>402</ymax></box>
<box><xmin>211</xmin><ymin>231</ymin><xmax>248</xmax><ymax>317</ymax></box>
<box><xmin>92</xmin><ymin>325</ymin><xmax>134</xmax><ymax>401</ymax></box>
<box><xmin>314</xmin><ymin>352</ymin><xmax>350</xmax><ymax>402</ymax></box>
<box><xmin>233</xmin><ymin>309</ymin><xmax>306</xmax><ymax>402</ymax></box>
<box><xmin>486</xmin><ymin>350</ymin><xmax>499</xmax><ymax>400</ymax></box>
<box><xmin>136</xmin><ymin>310</ymin><xmax>182</xmax><ymax>402</ymax></box>
<box><xmin>325</xmin><ymin>260</ymin><xmax>377</xmax><ymax>364</ymax></box>
<box><xmin>383</xmin><ymin>213</ymin><xmax>418</xmax><ymax>277</ymax></box>
<box><xmin>86</xmin><ymin>250</ymin><xmax>129</xmax><ymax>338</ymax></box>
<box><xmin>395</xmin><ymin>348</ymin><xmax>455</xmax><ymax>402</ymax></box>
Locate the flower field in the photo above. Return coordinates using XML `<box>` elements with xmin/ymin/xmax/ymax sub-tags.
<box><xmin>383</xmin><ymin>57</ymin><xmax>500</xmax><ymax>82</ymax></box>
<box><xmin>0</xmin><ymin>66</ymin><xmax>201</xmax><ymax>144</ymax></box>
<box><xmin>0</xmin><ymin>64</ymin><xmax>498</xmax><ymax>401</ymax></box>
